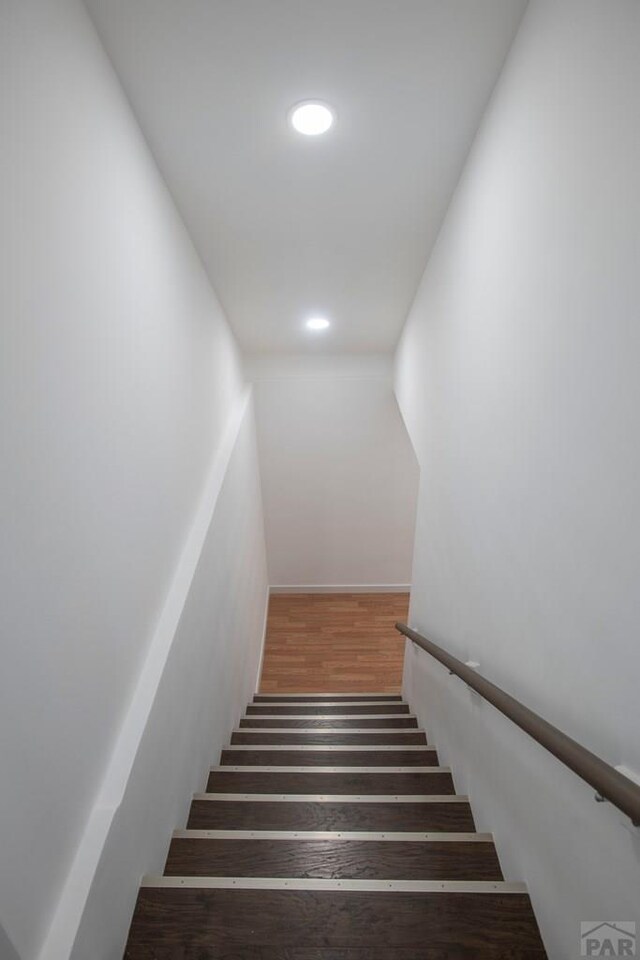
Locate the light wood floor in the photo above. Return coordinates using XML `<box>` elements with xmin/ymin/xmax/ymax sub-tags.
<box><xmin>258</xmin><ymin>593</ymin><xmax>409</xmax><ymax>694</ymax></box>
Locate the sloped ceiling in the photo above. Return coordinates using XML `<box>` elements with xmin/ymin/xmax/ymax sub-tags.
<box><xmin>86</xmin><ymin>0</ymin><xmax>527</xmax><ymax>353</ymax></box>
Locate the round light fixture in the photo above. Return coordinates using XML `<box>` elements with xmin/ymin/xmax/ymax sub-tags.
<box><xmin>306</xmin><ymin>317</ymin><xmax>331</xmax><ymax>331</ymax></box>
<box><xmin>289</xmin><ymin>100</ymin><xmax>335</xmax><ymax>136</ymax></box>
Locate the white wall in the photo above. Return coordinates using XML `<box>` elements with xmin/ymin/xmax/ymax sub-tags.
<box><xmin>0</xmin><ymin>2</ymin><xmax>267</xmax><ymax>958</ymax></box>
<box><xmin>67</xmin><ymin>401</ymin><xmax>268</xmax><ymax>960</ymax></box>
<box><xmin>249</xmin><ymin>355</ymin><xmax>419</xmax><ymax>588</ymax></box>
<box><xmin>395</xmin><ymin>1</ymin><xmax>640</xmax><ymax>957</ymax></box>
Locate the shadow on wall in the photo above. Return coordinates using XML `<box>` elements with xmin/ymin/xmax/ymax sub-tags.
<box><xmin>0</xmin><ymin>923</ymin><xmax>20</xmax><ymax>960</ymax></box>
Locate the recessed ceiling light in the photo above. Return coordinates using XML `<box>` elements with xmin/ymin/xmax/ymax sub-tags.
<box><xmin>306</xmin><ymin>317</ymin><xmax>330</xmax><ymax>331</ymax></box>
<box><xmin>289</xmin><ymin>101</ymin><xmax>335</xmax><ymax>136</ymax></box>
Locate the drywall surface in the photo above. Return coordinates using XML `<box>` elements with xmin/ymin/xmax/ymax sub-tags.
<box><xmin>396</xmin><ymin>1</ymin><xmax>640</xmax><ymax>956</ymax></box>
<box><xmin>0</xmin><ymin>1</ymin><xmax>266</xmax><ymax>957</ymax></box>
<box><xmin>249</xmin><ymin>355</ymin><xmax>419</xmax><ymax>588</ymax></box>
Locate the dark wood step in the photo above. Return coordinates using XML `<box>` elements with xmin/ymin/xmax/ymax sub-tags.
<box><xmin>231</xmin><ymin>732</ymin><xmax>427</xmax><ymax>746</ymax></box>
<box><xmin>239</xmin><ymin>717</ymin><xmax>418</xmax><ymax>729</ymax></box>
<box><xmin>125</xmin><ymin>948</ymin><xmax>543</xmax><ymax>960</ymax></box>
<box><xmin>220</xmin><ymin>748</ymin><xmax>437</xmax><ymax>767</ymax></box>
<box><xmin>164</xmin><ymin>836</ymin><xmax>502</xmax><ymax>880</ymax></box>
<box><xmin>124</xmin><ymin>887</ymin><xmax>546</xmax><ymax>957</ymax></box>
<box><xmin>206</xmin><ymin>770</ymin><xmax>455</xmax><ymax>795</ymax></box>
<box><xmin>187</xmin><ymin>799</ymin><xmax>476</xmax><ymax>832</ymax></box>
<box><xmin>254</xmin><ymin>695</ymin><xmax>403</xmax><ymax>703</ymax></box>
<box><xmin>246</xmin><ymin>704</ymin><xmax>410</xmax><ymax>716</ymax></box>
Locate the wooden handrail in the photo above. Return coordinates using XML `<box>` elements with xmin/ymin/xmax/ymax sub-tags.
<box><xmin>396</xmin><ymin>622</ymin><xmax>640</xmax><ymax>827</ymax></box>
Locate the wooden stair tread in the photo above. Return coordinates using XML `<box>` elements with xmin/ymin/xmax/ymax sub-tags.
<box><xmin>124</xmin><ymin>888</ymin><xmax>545</xmax><ymax>954</ymax></box>
<box><xmin>187</xmin><ymin>798</ymin><xmax>476</xmax><ymax>832</ymax></box>
<box><xmin>125</xmin><ymin>948</ymin><xmax>543</xmax><ymax>960</ymax></box>
<box><xmin>164</xmin><ymin>837</ymin><xmax>503</xmax><ymax>880</ymax></box>
<box><xmin>246</xmin><ymin>704</ymin><xmax>411</xmax><ymax>715</ymax></box>
<box><xmin>206</xmin><ymin>770</ymin><xmax>455</xmax><ymax>795</ymax></box>
<box><xmin>254</xmin><ymin>695</ymin><xmax>403</xmax><ymax>703</ymax></box>
<box><xmin>239</xmin><ymin>717</ymin><xmax>419</xmax><ymax>729</ymax></box>
<box><xmin>231</xmin><ymin>732</ymin><xmax>428</xmax><ymax>745</ymax></box>
<box><xmin>220</xmin><ymin>748</ymin><xmax>437</xmax><ymax>766</ymax></box>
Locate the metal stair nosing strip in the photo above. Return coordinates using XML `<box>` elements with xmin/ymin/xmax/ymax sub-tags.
<box><xmin>193</xmin><ymin>792</ymin><xmax>469</xmax><ymax>802</ymax></box>
<box><xmin>248</xmin><ymin>700</ymin><xmax>409</xmax><ymax>706</ymax></box>
<box><xmin>241</xmin><ymin>714</ymin><xmax>417</xmax><ymax>720</ymax></box>
<box><xmin>234</xmin><ymin>727</ymin><xmax>427</xmax><ymax>734</ymax></box>
<box><xmin>172</xmin><ymin>829</ymin><xmax>493</xmax><ymax>841</ymax></box>
<box><xmin>222</xmin><ymin>744</ymin><xmax>435</xmax><ymax>752</ymax></box>
<box><xmin>211</xmin><ymin>765</ymin><xmax>449</xmax><ymax>773</ymax></box>
<box><xmin>253</xmin><ymin>692</ymin><xmax>404</xmax><ymax>696</ymax></box>
<box><xmin>140</xmin><ymin>876</ymin><xmax>528</xmax><ymax>893</ymax></box>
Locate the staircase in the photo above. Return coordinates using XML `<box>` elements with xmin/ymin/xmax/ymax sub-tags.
<box><xmin>124</xmin><ymin>693</ymin><xmax>546</xmax><ymax>958</ymax></box>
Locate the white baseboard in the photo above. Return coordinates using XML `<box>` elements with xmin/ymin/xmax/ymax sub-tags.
<box><xmin>269</xmin><ymin>584</ymin><xmax>411</xmax><ymax>595</ymax></box>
